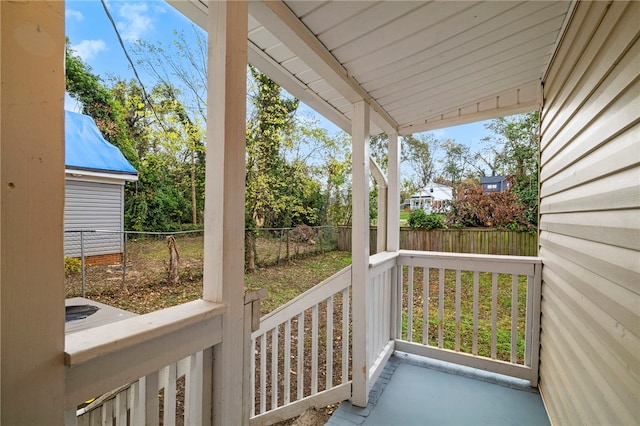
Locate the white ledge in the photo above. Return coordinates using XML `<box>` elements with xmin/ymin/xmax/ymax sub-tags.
<box><xmin>65</xmin><ymin>299</ymin><xmax>226</xmax><ymax>366</ymax></box>
<box><xmin>369</xmin><ymin>251</ymin><xmax>400</xmax><ymax>268</ymax></box>
<box><xmin>399</xmin><ymin>249</ymin><xmax>542</xmax><ymax>264</ymax></box>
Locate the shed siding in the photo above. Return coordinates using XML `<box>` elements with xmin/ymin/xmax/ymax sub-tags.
<box><xmin>64</xmin><ymin>179</ymin><xmax>124</xmax><ymax>257</ymax></box>
<box><xmin>538</xmin><ymin>1</ymin><xmax>640</xmax><ymax>424</ymax></box>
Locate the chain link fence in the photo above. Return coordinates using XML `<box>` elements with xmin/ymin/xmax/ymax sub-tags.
<box><xmin>64</xmin><ymin>226</ymin><xmax>338</xmax><ymax>298</ymax></box>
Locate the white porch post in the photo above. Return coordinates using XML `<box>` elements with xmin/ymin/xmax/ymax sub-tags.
<box><xmin>352</xmin><ymin>100</ymin><xmax>371</xmax><ymax>407</ymax></box>
<box><xmin>387</xmin><ymin>133</ymin><xmax>400</xmax><ymax>252</ymax></box>
<box><xmin>204</xmin><ymin>2</ymin><xmax>248</xmax><ymax>425</ymax></box>
<box><xmin>370</xmin><ymin>159</ymin><xmax>387</xmax><ymax>253</ymax></box>
<box><xmin>1</xmin><ymin>1</ymin><xmax>66</xmax><ymax>423</ymax></box>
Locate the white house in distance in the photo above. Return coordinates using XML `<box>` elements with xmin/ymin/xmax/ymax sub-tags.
<box><xmin>64</xmin><ymin>110</ymin><xmax>138</xmax><ymax>265</ymax></box>
<box><xmin>407</xmin><ymin>182</ymin><xmax>453</xmax><ymax>213</ymax></box>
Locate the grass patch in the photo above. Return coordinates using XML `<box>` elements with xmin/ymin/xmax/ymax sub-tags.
<box><xmin>245</xmin><ymin>251</ymin><xmax>351</xmax><ymax>314</ymax></box>
<box><xmin>69</xmin><ymin>246</ymin><xmax>351</xmax><ymax>316</ymax></box>
<box><xmin>400</xmin><ymin>268</ymin><xmax>527</xmax><ymax>363</ymax></box>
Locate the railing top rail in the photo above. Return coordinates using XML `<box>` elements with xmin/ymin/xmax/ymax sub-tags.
<box><xmin>254</xmin><ymin>265</ymin><xmax>352</xmax><ymax>336</ymax></box>
<box><xmin>398</xmin><ymin>250</ymin><xmax>541</xmax><ymax>275</ymax></box>
<box><xmin>399</xmin><ymin>250</ymin><xmax>542</xmax><ymax>264</ymax></box>
<box><xmin>369</xmin><ymin>251</ymin><xmax>400</xmax><ymax>268</ymax></box>
<box><xmin>65</xmin><ymin>299</ymin><xmax>226</xmax><ymax>366</ymax></box>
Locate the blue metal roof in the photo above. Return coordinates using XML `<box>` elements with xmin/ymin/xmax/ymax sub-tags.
<box><xmin>65</xmin><ymin>110</ymin><xmax>137</xmax><ymax>176</ymax></box>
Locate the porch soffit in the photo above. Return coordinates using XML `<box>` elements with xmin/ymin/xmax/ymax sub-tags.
<box><xmin>168</xmin><ymin>0</ymin><xmax>574</xmax><ymax>135</ymax></box>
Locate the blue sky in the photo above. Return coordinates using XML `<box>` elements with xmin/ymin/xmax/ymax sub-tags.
<box><xmin>65</xmin><ymin>1</ymin><xmax>493</xmax><ymax>164</ymax></box>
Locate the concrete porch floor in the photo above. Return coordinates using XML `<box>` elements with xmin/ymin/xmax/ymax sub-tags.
<box><xmin>328</xmin><ymin>352</ymin><xmax>550</xmax><ymax>426</ymax></box>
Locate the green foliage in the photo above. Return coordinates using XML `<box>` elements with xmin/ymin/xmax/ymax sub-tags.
<box><xmin>124</xmin><ymin>154</ymin><xmax>192</xmax><ymax>231</ymax></box>
<box><xmin>407</xmin><ymin>209</ymin><xmax>446</xmax><ymax>230</ymax></box>
<box><xmin>109</xmin><ymin>78</ymin><xmax>206</xmax><ymax>230</ymax></box>
<box><xmin>65</xmin><ymin>257</ymin><xmax>82</xmax><ymax>276</ymax></box>
<box><xmin>482</xmin><ymin>112</ymin><xmax>540</xmax><ymax>226</ymax></box>
<box><xmin>246</xmin><ymin>66</ymin><xmax>301</xmax><ymax>230</ymax></box>
<box><xmin>403</xmin><ymin>134</ymin><xmax>437</xmax><ymax>189</ymax></box>
<box><xmin>67</xmin><ymin>29</ymin><xmax>354</xmax><ymax>235</ymax></box>
<box><xmin>439</xmin><ymin>139</ymin><xmax>472</xmax><ymax>193</ymax></box>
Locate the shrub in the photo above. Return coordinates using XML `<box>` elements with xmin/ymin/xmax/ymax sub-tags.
<box><xmin>407</xmin><ymin>209</ymin><xmax>446</xmax><ymax>230</ymax></box>
<box><xmin>446</xmin><ymin>185</ymin><xmax>529</xmax><ymax>229</ymax></box>
<box><xmin>64</xmin><ymin>257</ymin><xmax>82</xmax><ymax>276</ymax></box>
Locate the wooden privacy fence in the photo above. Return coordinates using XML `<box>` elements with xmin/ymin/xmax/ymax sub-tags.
<box><xmin>337</xmin><ymin>227</ymin><xmax>538</xmax><ymax>256</ymax></box>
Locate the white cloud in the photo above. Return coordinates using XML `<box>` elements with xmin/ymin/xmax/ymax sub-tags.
<box><xmin>429</xmin><ymin>129</ymin><xmax>447</xmax><ymax>138</ymax></box>
<box><xmin>70</xmin><ymin>39</ymin><xmax>107</xmax><ymax>61</ymax></box>
<box><xmin>117</xmin><ymin>3</ymin><xmax>154</xmax><ymax>42</ymax></box>
<box><xmin>65</xmin><ymin>9</ymin><xmax>84</xmax><ymax>21</ymax></box>
<box><xmin>64</xmin><ymin>92</ymin><xmax>83</xmax><ymax>113</ymax></box>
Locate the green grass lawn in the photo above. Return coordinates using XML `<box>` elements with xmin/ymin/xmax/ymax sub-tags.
<box><xmin>400</xmin><ymin>267</ymin><xmax>527</xmax><ymax>363</ymax></box>
<box><xmin>400</xmin><ymin>211</ymin><xmax>410</xmax><ymax>226</ymax></box>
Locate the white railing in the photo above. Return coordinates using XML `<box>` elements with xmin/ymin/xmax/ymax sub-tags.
<box><xmin>68</xmin><ymin>249</ymin><xmax>542</xmax><ymax>425</ymax></box>
<box><xmin>250</xmin><ymin>266</ymin><xmax>352</xmax><ymax>425</ymax></box>
<box><xmin>70</xmin><ymin>352</ymin><xmax>205</xmax><ymax>425</ymax></box>
<box><xmin>366</xmin><ymin>252</ymin><xmax>398</xmax><ymax>389</ymax></box>
<box><xmin>64</xmin><ymin>300</ymin><xmax>225</xmax><ymax>426</ymax></box>
<box><xmin>394</xmin><ymin>250</ymin><xmax>542</xmax><ymax>385</ymax></box>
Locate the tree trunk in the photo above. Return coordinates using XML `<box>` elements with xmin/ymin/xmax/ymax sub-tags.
<box><xmin>246</xmin><ymin>231</ymin><xmax>256</xmax><ymax>273</ymax></box>
<box><xmin>167</xmin><ymin>236</ymin><xmax>180</xmax><ymax>285</ymax></box>
<box><xmin>191</xmin><ymin>149</ymin><xmax>197</xmax><ymax>225</ymax></box>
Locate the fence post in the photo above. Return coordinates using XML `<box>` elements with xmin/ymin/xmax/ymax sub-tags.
<box><xmin>277</xmin><ymin>228</ymin><xmax>284</xmax><ymax>265</ymax></box>
<box><xmin>80</xmin><ymin>230</ymin><xmax>86</xmax><ymax>298</ymax></box>
<box><xmin>243</xmin><ymin>289</ymin><xmax>266</xmax><ymax>422</ymax></box>
<box><xmin>122</xmin><ymin>231</ymin><xmax>127</xmax><ymax>289</ymax></box>
<box><xmin>286</xmin><ymin>230</ymin><xmax>290</xmax><ymax>261</ymax></box>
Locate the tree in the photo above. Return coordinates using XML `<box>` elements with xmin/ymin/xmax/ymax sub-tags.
<box><xmin>282</xmin><ymin>118</ymin><xmax>351</xmax><ymax>227</ymax></box>
<box><xmin>438</xmin><ymin>139</ymin><xmax>472</xmax><ymax>194</ymax></box>
<box><xmin>482</xmin><ymin>112</ymin><xmax>540</xmax><ymax>225</ymax></box>
<box><xmin>245</xmin><ymin>66</ymin><xmax>299</xmax><ymax>271</ymax></box>
<box><xmin>111</xmin><ymin>79</ymin><xmax>206</xmax><ymax>230</ymax></box>
<box><xmin>133</xmin><ymin>26</ymin><xmax>207</xmax><ymax>124</ymax></box>
<box><xmin>402</xmin><ymin>133</ymin><xmax>437</xmax><ymax>190</ymax></box>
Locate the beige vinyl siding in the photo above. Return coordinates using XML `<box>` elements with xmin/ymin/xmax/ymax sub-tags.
<box><xmin>538</xmin><ymin>1</ymin><xmax>640</xmax><ymax>424</ymax></box>
<box><xmin>64</xmin><ymin>179</ymin><xmax>125</xmax><ymax>257</ymax></box>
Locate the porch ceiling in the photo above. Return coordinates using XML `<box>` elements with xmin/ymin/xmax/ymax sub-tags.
<box><xmin>168</xmin><ymin>0</ymin><xmax>574</xmax><ymax>135</ymax></box>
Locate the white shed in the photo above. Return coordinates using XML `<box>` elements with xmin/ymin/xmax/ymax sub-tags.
<box><xmin>64</xmin><ymin>111</ymin><xmax>138</xmax><ymax>264</ymax></box>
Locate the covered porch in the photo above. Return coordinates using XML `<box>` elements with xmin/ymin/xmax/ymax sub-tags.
<box><xmin>1</xmin><ymin>1</ymin><xmax>637</xmax><ymax>425</ymax></box>
<box><xmin>329</xmin><ymin>353</ymin><xmax>549</xmax><ymax>426</ymax></box>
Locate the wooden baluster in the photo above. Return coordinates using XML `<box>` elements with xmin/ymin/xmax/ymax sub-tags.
<box><xmin>491</xmin><ymin>273</ymin><xmax>498</xmax><ymax>359</ymax></box>
<box><xmin>455</xmin><ymin>270</ymin><xmax>461</xmax><ymax>352</ymax></box>
<box><xmin>326</xmin><ymin>296</ymin><xmax>334</xmax><ymax>390</ymax></box>
<box><xmin>342</xmin><ymin>288</ymin><xmax>350</xmax><ymax>384</ymax></box>
<box><xmin>311</xmin><ymin>305</ymin><xmax>319</xmax><ymax>395</ymax></box>
<box><xmin>511</xmin><ymin>274</ymin><xmax>519</xmax><ymax>363</ymax></box>
<box><xmin>438</xmin><ymin>268</ymin><xmax>444</xmax><ymax>348</ymax></box>
<box><xmin>284</xmin><ymin>319</ymin><xmax>291</xmax><ymax>404</ymax></box>
<box><xmin>472</xmin><ymin>272</ymin><xmax>479</xmax><ymax>355</ymax></box>
<box><xmin>271</xmin><ymin>326</ymin><xmax>279</xmax><ymax>410</ymax></box>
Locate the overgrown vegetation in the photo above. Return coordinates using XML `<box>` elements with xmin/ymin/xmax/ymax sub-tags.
<box><xmin>64</xmin><ymin>257</ymin><xmax>82</xmax><ymax>276</ymax></box>
<box><xmin>446</xmin><ymin>185</ymin><xmax>530</xmax><ymax>230</ymax></box>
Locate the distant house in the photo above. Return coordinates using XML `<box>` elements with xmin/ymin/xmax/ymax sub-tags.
<box><xmin>64</xmin><ymin>110</ymin><xmax>138</xmax><ymax>265</ymax></box>
<box><xmin>480</xmin><ymin>176</ymin><xmax>509</xmax><ymax>192</ymax></box>
<box><xmin>407</xmin><ymin>183</ymin><xmax>453</xmax><ymax>214</ymax></box>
